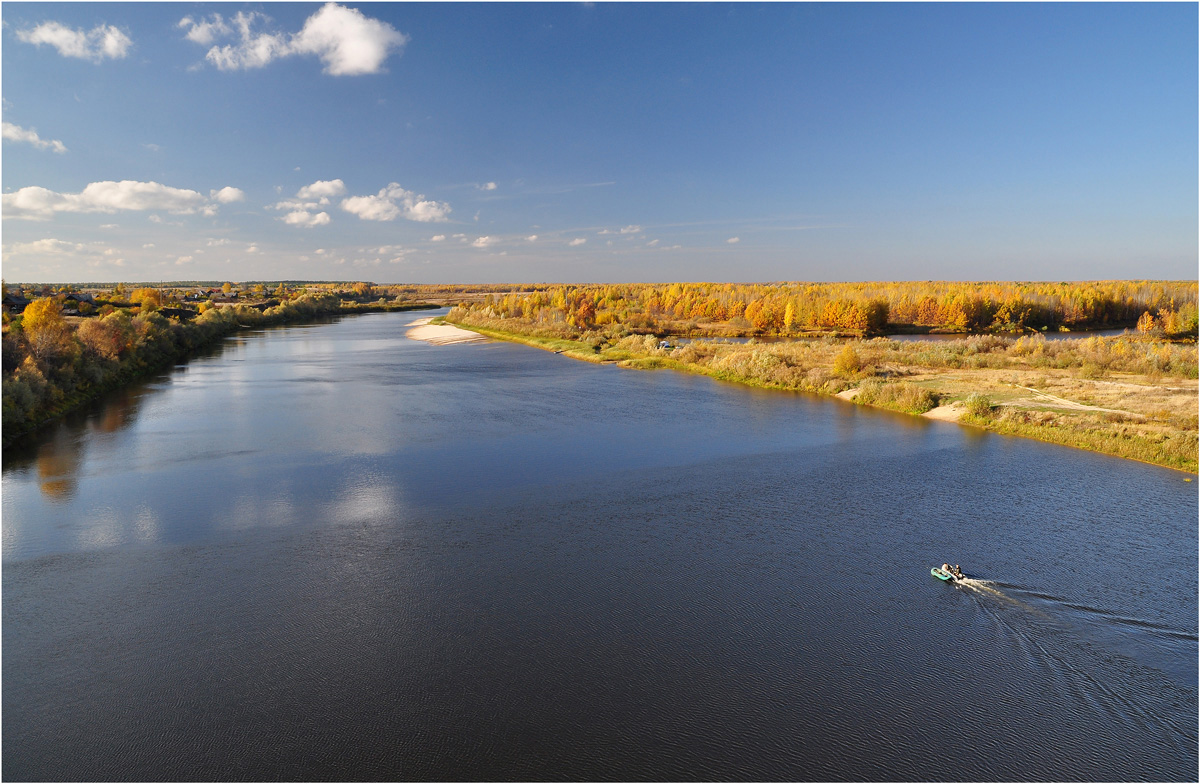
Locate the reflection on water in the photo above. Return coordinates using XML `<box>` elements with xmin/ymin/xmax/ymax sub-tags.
<box><xmin>34</xmin><ymin>430</ymin><xmax>81</xmax><ymax>502</ymax></box>
<box><xmin>2</xmin><ymin>310</ymin><xmax>1195</xmax><ymax>782</ymax></box>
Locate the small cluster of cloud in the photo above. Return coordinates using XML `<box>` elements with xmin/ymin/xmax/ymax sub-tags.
<box><xmin>568</xmin><ymin>238</ymin><xmax>587</xmax><ymax>247</ymax></box>
<box><xmin>8</xmin><ymin>238</ymin><xmax>89</xmax><ymax>255</ymax></box>
<box><xmin>598</xmin><ymin>225</ymin><xmax>641</xmax><ymax>235</ymax></box>
<box><xmin>2</xmin><ymin>180</ymin><xmax>242</xmax><ymax>221</ymax></box>
<box><xmin>341</xmin><ymin>182</ymin><xmax>451</xmax><ymax>222</ymax></box>
<box><xmin>476</xmin><ymin>182</ymin><xmax>498</xmax><ymax>191</ymax></box>
<box><xmin>274</xmin><ymin>179</ymin><xmax>451</xmax><ymax>226</ymax></box>
<box><xmin>273</xmin><ymin>179</ymin><xmax>344</xmax><ymax>227</ymax></box>
<box><xmin>178</xmin><ymin>3</ymin><xmax>408</xmax><ymax>76</ymax></box>
<box><xmin>211</xmin><ymin>186</ymin><xmax>246</xmax><ymax>204</ymax></box>
<box><xmin>15</xmin><ymin>21</ymin><xmax>131</xmax><ymax>62</ymax></box>
<box><xmin>727</xmin><ymin>237</ymin><xmax>740</xmax><ymax>244</ymax></box>
<box><xmin>4</xmin><ymin>237</ymin><xmax>127</xmax><ymax>269</ymax></box>
<box><xmin>2</xmin><ymin>122</ymin><xmax>67</xmax><ymax>153</ymax></box>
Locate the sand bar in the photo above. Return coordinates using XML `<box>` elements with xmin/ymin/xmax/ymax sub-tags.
<box><xmin>406</xmin><ymin>318</ymin><xmax>489</xmax><ymax>345</ymax></box>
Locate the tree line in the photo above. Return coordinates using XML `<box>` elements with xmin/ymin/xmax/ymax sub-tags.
<box><xmin>445</xmin><ymin>280</ymin><xmax>1198</xmax><ymax>337</ymax></box>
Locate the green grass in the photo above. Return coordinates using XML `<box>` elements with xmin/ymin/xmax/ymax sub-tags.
<box><xmin>962</xmin><ymin>411</ymin><xmax>1198</xmax><ymax>473</ymax></box>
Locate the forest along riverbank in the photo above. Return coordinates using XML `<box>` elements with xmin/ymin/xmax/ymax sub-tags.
<box><xmin>442</xmin><ymin>318</ymin><xmax>1198</xmax><ymax>473</ymax></box>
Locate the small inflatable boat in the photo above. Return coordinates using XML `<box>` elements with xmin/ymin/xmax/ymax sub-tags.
<box><xmin>932</xmin><ymin>565</ymin><xmax>966</xmax><ymax>581</ymax></box>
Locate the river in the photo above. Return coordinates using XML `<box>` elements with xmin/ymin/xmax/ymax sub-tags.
<box><xmin>3</xmin><ymin>309</ymin><xmax>1196</xmax><ymax>781</ymax></box>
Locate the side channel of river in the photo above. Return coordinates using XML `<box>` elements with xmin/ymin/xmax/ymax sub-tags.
<box><xmin>3</xmin><ymin>309</ymin><xmax>1196</xmax><ymax>781</ymax></box>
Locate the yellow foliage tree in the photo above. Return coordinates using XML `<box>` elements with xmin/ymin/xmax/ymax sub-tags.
<box><xmin>21</xmin><ymin>298</ymin><xmax>71</xmax><ymax>359</ymax></box>
<box><xmin>129</xmin><ymin>288</ymin><xmax>162</xmax><ymax>311</ymax></box>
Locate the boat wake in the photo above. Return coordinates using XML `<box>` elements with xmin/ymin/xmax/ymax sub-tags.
<box><xmin>950</xmin><ymin>576</ymin><xmax>1197</xmax><ymax>752</ymax></box>
<box><xmin>954</xmin><ymin>577</ymin><xmax>1031</xmax><ymax>611</ymax></box>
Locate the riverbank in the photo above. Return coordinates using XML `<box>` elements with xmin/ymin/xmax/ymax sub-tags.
<box><xmin>2</xmin><ymin>298</ymin><xmax>437</xmax><ymax>451</ymax></box>
<box><xmin>443</xmin><ymin>318</ymin><xmax>1198</xmax><ymax>473</ymax></box>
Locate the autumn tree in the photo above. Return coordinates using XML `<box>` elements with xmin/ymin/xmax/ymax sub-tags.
<box><xmin>21</xmin><ymin>298</ymin><xmax>71</xmax><ymax>360</ymax></box>
<box><xmin>130</xmin><ymin>288</ymin><xmax>162</xmax><ymax>312</ymax></box>
<box><xmin>77</xmin><ymin>311</ymin><xmax>134</xmax><ymax>360</ymax></box>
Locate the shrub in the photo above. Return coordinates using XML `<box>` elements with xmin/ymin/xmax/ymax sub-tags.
<box><xmin>832</xmin><ymin>343</ymin><xmax>862</xmax><ymax>376</ymax></box>
<box><xmin>965</xmin><ymin>393</ymin><xmax>994</xmax><ymax>418</ymax></box>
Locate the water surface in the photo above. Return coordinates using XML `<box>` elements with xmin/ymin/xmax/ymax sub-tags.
<box><xmin>4</xmin><ymin>310</ymin><xmax>1195</xmax><ymax>781</ymax></box>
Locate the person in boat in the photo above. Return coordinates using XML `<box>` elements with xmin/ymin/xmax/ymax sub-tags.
<box><xmin>950</xmin><ymin>564</ymin><xmax>964</xmax><ymax>579</ymax></box>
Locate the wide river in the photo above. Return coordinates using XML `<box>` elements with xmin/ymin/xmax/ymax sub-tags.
<box><xmin>3</xmin><ymin>309</ymin><xmax>1196</xmax><ymax>781</ymax></box>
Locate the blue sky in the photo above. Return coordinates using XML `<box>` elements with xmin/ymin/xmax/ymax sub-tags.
<box><xmin>2</xmin><ymin>2</ymin><xmax>1196</xmax><ymax>284</ymax></box>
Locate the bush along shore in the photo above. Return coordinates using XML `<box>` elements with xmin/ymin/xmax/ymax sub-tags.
<box><xmin>445</xmin><ymin>310</ymin><xmax>1198</xmax><ymax>473</ymax></box>
<box><xmin>2</xmin><ymin>293</ymin><xmax>435</xmax><ymax>450</ymax></box>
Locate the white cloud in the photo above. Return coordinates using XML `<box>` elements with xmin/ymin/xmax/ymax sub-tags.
<box><xmin>181</xmin><ymin>3</ymin><xmax>407</xmax><ymax>76</ymax></box>
<box><xmin>646</xmin><ymin>239</ymin><xmax>660</xmax><ymax>247</ymax></box>
<box><xmin>526</xmin><ymin>235</ymin><xmax>538</xmax><ymax>242</ymax></box>
<box><xmin>142</xmin><ymin>243</ymin><xmax>156</xmax><ymax>249</ymax></box>
<box><xmin>16</xmin><ymin>21</ymin><xmax>132</xmax><ymax>62</ymax></box>
<box><xmin>341</xmin><ymin>183</ymin><xmax>450</xmax><ymax>222</ymax></box>
<box><xmin>9</xmin><ymin>238</ymin><xmax>87</xmax><ymax>255</ymax></box>
<box><xmin>282</xmin><ymin>210</ymin><xmax>331</xmax><ymax>227</ymax></box>
<box><xmin>202</xmin><ymin>12</ymin><xmax>290</xmax><ymax>71</ymax></box>
<box><xmin>471</xmin><ymin>236</ymin><xmax>496</xmax><ymax>248</ymax></box>
<box><xmin>291</xmin><ymin>3</ymin><xmax>409</xmax><ymax>76</ymax></box>
<box><xmin>177</xmin><ymin>15</ymin><xmax>232</xmax><ymax>46</ymax></box>
<box><xmin>296</xmin><ymin>179</ymin><xmax>346</xmax><ymax>200</ymax></box>
<box><xmin>176</xmin><ymin>255</ymin><xmax>194</xmax><ymax>265</ymax></box>
<box><xmin>430</xmin><ymin>234</ymin><xmax>446</xmax><ymax>242</ymax></box>
<box><xmin>727</xmin><ymin>236</ymin><xmax>740</xmax><ymax>244</ymax></box>
<box><xmin>273</xmin><ymin>181</ymin><xmax>344</xmax><ymax>226</ymax></box>
<box><xmin>619</xmin><ymin>225</ymin><xmax>641</xmax><ymax>234</ymax></box>
<box><xmin>207</xmin><ymin>238</ymin><xmax>231</xmax><ymax>247</ymax></box>
<box><xmin>568</xmin><ymin>238</ymin><xmax>587</xmax><ymax>247</ymax></box>
<box><xmin>2</xmin><ymin>180</ymin><xmax>227</xmax><ymax>221</ymax></box>
<box><xmin>477</xmin><ymin>181</ymin><xmax>498</xmax><ymax>191</ymax></box>
<box><xmin>2</xmin><ymin>122</ymin><xmax>67</xmax><ymax>153</ymax></box>
<box><xmin>210</xmin><ymin>186</ymin><xmax>245</xmax><ymax>203</ymax></box>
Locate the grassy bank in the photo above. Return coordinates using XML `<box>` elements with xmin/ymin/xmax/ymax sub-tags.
<box><xmin>445</xmin><ymin>315</ymin><xmax>1198</xmax><ymax>473</ymax></box>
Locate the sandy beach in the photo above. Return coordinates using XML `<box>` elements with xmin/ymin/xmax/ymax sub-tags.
<box><xmin>406</xmin><ymin>318</ymin><xmax>489</xmax><ymax>345</ymax></box>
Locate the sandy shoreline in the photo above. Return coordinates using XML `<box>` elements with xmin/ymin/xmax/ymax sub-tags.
<box><xmin>406</xmin><ymin>318</ymin><xmax>489</xmax><ymax>345</ymax></box>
